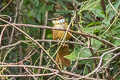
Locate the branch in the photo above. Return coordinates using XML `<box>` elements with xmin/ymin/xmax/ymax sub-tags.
<box><xmin>0</xmin><ymin>23</ymin><xmax>115</xmax><ymax>47</ymax></box>
<box><xmin>0</xmin><ymin>39</ymin><xmax>83</xmax><ymax>50</ymax></box>
<box><xmin>0</xmin><ymin>64</ymin><xmax>104</xmax><ymax>80</ymax></box>
<box><xmin>0</xmin><ymin>17</ymin><xmax>61</xmax><ymax>71</ymax></box>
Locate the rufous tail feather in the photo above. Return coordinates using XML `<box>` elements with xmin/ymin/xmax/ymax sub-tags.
<box><xmin>56</xmin><ymin>45</ymin><xmax>70</xmax><ymax>67</ymax></box>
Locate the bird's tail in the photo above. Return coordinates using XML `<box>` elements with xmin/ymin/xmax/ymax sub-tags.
<box><xmin>56</xmin><ymin>45</ymin><xmax>70</xmax><ymax>67</ymax></box>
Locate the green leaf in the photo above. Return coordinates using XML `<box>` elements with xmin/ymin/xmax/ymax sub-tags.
<box><xmin>103</xmin><ymin>0</ymin><xmax>120</xmax><ymax>25</ymax></box>
<box><xmin>116</xmin><ymin>77</ymin><xmax>120</xmax><ymax>80</ymax></box>
<box><xmin>46</xmin><ymin>5</ymin><xmax>54</xmax><ymax>11</ymax></box>
<box><xmin>89</xmin><ymin>0</ymin><xmax>105</xmax><ymax>18</ymax></box>
<box><xmin>82</xmin><ymin>0</ymin><xmax>101</xmax><ymax>11</ymax></box>
<box><xmin>90</xmin><ymin>8</ymin><xmax>105</xmax><ymax>18</ymax></box>
<box><xmin>57</xmin><ymin>0</ymin><xmax>67</xmax><ymax>9</ymax></box>
<box><xmin>56</xmin><ymin>9</ymin><xmax>73</xmax><ymax>14</ymax></box>
<box><xmin>84</xmin><ymin>25</ymin><xmax>103</xmax><ymax>34</ymax></box>
<box><xmin>103</xmin><ymin>53</ymin><xmax>112</xmax><ymax>61</ymax></box>
<box><xmin>32</xmin><ymin>0</ymin><xmax>39</xmax><ymax>7</ymax></box>
<box><xmin>83</xmin><ymin>11</ymin><xmax>94</xmax><ymax>21</ymax></box>
<box><xmin>65</xmin><ymin>48</ymin><xmax>92</xmax><ymax>61</ymax></box>
<box><xmin>114</xmin><ymin>40</ymin><xmax>120</xmax><ymax>46</ymax></box>
<box><xmin>65</xmin><ymin>51</ymin><xmax>77</xmax><ymax>61</ymax></box>
<box><xmin>38</xmin><ymin>4</ymin><xmax>46</xmax><ymax>13</ymax></box>
<box><xmin>91</xmin><ymin>39</ymin><xmax>103</xmax><ymax>49</ymax></box>
<box><xmin>79</xmin><ymin>48</ymin><xmax>92</xmax><ymax>58</ymax></box>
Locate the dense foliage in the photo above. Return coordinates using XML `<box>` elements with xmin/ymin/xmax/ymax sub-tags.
<box><xmin>0</xmin><ymin>0</ymin><xmax>120</xmax><ymax>80</ymax></box>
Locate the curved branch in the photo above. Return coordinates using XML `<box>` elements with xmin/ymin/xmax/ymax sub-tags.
<box><xmin>0</xmin><ymin>23</ymin><xmax>115</xmax><ymax>47</ymax></box>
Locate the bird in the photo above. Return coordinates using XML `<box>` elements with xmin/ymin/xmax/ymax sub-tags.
<box><xmin>52</xmin><ymin>16</ymin><xmax>71</xmax><ymax>67</ymax></box>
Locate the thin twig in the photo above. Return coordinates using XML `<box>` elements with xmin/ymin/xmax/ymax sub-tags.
<box><xmin>0</xmin><ymin>23</ymin><xmax>115</xmax><ymax>47</ymax></box>
<box><xmin>0</xmin><ymin>39</ymin><xmax>83</xmax><ymax>50</ymax></box>
<box><xmin>39</xmin><ymin>1</ymin><xmax>48</xmax><ymax>73</ymax></box>
<box><xmin>98</xmin><ymin>52</ymin><xmax>120</xmax><ymax>71</ymax></box>
<box><xmin>0</xmin><ymin>64</ymin><xmax>104</xmax><ymax>80</ymax></box>
<box><xmin>0</xmin><ymin>17</ymin><xmax>61</xmax><ymax>71</ymax></box>
<box><xmin>108</xmin><ymin>0</ymin><xmax>119</xmax><ymax>14</ymax></box>
<box><xmin>0</xmin><ymin>25</ymin><xmax>7</xmax><ymax>46</ymax></box>
<box><xmin>0</xmin><ymin>0</ymin><xmax>13</xmax><ymax>12</ymax></box>
<box><xmin>77</xmin><ymin>46</ymin><xmax>120</xmax><ymax>79</ymax></box>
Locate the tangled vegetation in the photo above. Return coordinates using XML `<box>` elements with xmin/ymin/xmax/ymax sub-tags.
<box><xmin>0</xmin><ymin>0</ymin><xmax>120</xmax><ymax>80</ymax></box>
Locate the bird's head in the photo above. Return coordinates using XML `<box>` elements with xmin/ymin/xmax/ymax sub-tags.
<box><xmin>52</xmin><ymin>16</ymin><xmax>65</xmax><ymax>24</ymax></box>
